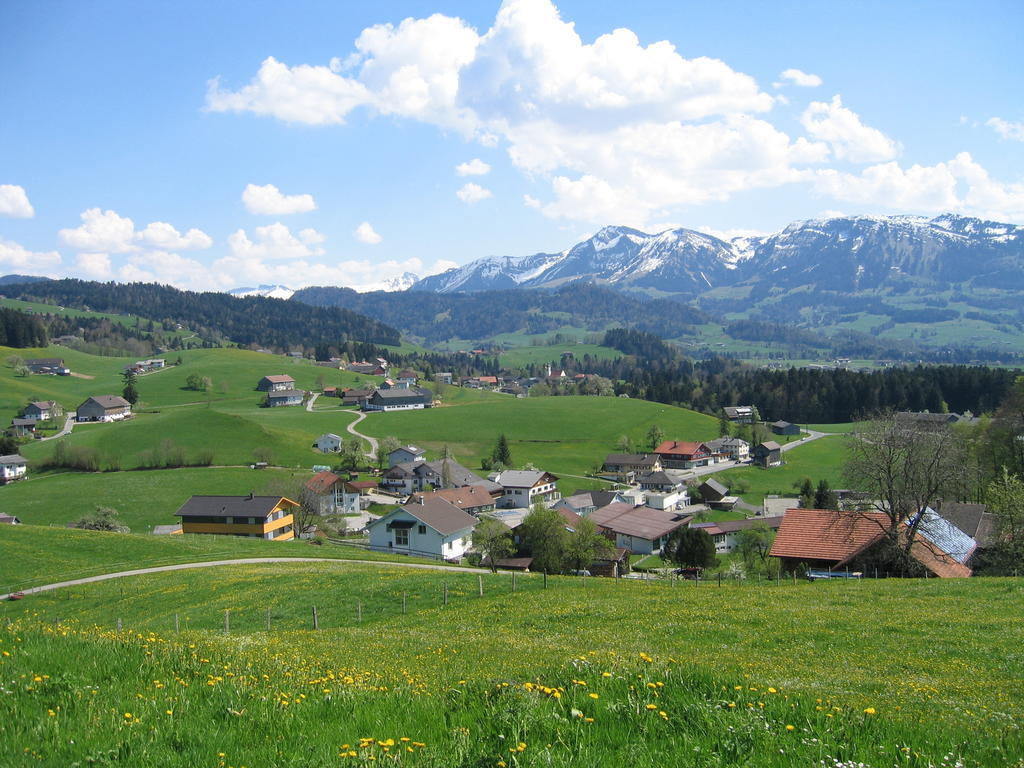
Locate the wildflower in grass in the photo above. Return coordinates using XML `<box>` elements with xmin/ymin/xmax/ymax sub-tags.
<box><xmin>863</xmin><ymin>707</ymin><xmax>876</xmax><ymax>715</ymax></box>
<box><xmin>589</xmin><ymin>693</ymin><xmax>599</xmax><ymax>699</ymax></box>
<box><xmin>785</xmin><ymin>724</ymin><xmax>795</xmax><ymax>731</ymax></box>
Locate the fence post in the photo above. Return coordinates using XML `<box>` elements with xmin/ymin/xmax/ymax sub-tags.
<box><xmin>223</xmin><ymin>610</ymin><xmax>230</xmax><ymax>635</ymax></box>
<box><xmin>543</xmin><ymin>571</ymin><xmax>548</xmax><ymax>589</ymax></box>
<box><xmin>357</xmin><ymin>601</ymin><xmax>362</xmax><ymax>622</ymax></box>
<box><xmin>478</xmin><ymin>575</ymin><xmax>483</xmax><ymax>597</ymax></box>
<box><xmin>512</xmin><ymin>572</ymin><xmax>516</xmax><ymax>593</ymax></box>
<box><xmin>117</xmin><ymin>618</ymin><xmax>122</xmax><ymax>631</ymax></box>
<box><xmin>443</xmin><ymin>582</ymin><xmax>448</xmax><ymax>606</ymax></box>
<box><xmin>174</xmin><ymin>613</ymin><xmax>179</xmax><ymax>633</ymax></box>
<box><xmin>312</xmin><ymin>605</ymin><xmax>319</xmax><ymax>630</ymax></box>
<box><xmin>266</xmin><ymin>607</ymin><xmax>271</xmax><ymax>631</ymax></box>
<box><xmin>718</xmin><ymin>573</ymin><xmax>721</xmax><ymax>587</ymax></box>
<box><xmin>402</xmin><ymin>592</ymin><xmax>407</xmax><ymax>615</ymax></box>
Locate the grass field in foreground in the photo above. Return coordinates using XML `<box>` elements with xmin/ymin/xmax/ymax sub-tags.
<box><xmin>1</xmin><ymin>568</ymin><xmax>1020</xmax><ymax>768</ymax></box>
<box><xmin>0</xmin><ymin>525</ymin><xmax>444</xmax><ymax>594</ymax></box>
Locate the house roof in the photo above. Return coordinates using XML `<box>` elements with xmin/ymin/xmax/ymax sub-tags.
<box><xmin>705</xmin><ymin>436</ymin><xmax>748</xmax><ymax>451</ymax></box>
<box><xmin>317</xmin><ymin>433</ymin><xmax>342</xmax><ymax>441</ymax></box>
<box><xmin>175</xmin><ymin>495</ymin><xmax>298</xmax><ymax>518</ymax></box>
<box><xmin>26</xmin><ymin>358</ymin><xmax>64</xmax><ymax>366</ymax></box>
<box><xmin>346</xmin><ymin>480</ymin><xmax>378</xmax><ymax>491</ymax></box>
<box><xmin>936</xmin><ymin>501</ymin><xmax>996</xmax><ymax>547</ymax></box>
<box><xmin>770</xmin><ymin>508</ymin><xmax>890</xmax><ymax>563</ymax></box>
<box><xmin>590</xmin><ymin>502</ymin><xmax>690</xmax><ymax>541</ymax></box>
<box><xmin>11</xmin><ymin>418</ymin><xmax>37</xmax><ymax>426</ymax></box>
<box><xmin>82</xmin><ymin>395</ymin><xmax>131</xmax><ymax>410</ymax></box>
<box><xmin>559</xmin><ymin>490</ymin><xmax>623</xmax><ymax>511</ymax></box>
<box><xmin>370</xmin><ymin>388</ymin><xmax>432</xmax><ymax>403</ymax></box>
<box><xmin>412</xmin><ymin>484</ymin><xmax>495</xmax><ymax>510</ymax></box>
<box><xmin>724</xmin><ymin>406</ymin><xmax>754</xmax><ymax>417</ymax></box>
<box><xmin>756</xmin><ymin>441</ymin><xmax>782</xmax><ymax>452</ymax></box>
<box><xmin>772</xmin><ymin>421</ymin><xmax>795</xmax><ymax>429</ymax></box>
<box><xmin>496</xmin><ymin>470</ymin><xmax>557</xmax><ymax>489</ymax></box>
<box><xmin>0</xmin><ymin>514</ymin><xmax>23</xmax><ymax>524</ymax></box>
<box><xmin>28</xmin><ymin>400</ymin><xmax>56</xmax><ymax>410</ymax></box>
<box><xmin>695</xmin><ymin>517</ymin><xmax>784</xmax><ymax>536</ymax></box>
<box><xmin>396</xmin><ymin>369</ymin><xmax>418</xmax><ymax>378</ymax></box>
<box><xmin>637</xmin><ymin>471</ymin><xmax>678</xmax><ymax>486</ymax></box>
<box><xmin>262</xmin><ymin>374</ymin><xmax>295</xmax><ymax>383</ymax></box>
<box><xmin>604</xmin><ymin>453</ymin><xmax>659</xmax><ymax>467</ymax></box>
<box><xmin>701</xmin><ymin>478</ymin><xmax>729</xmax><ymax>496</ymax></box>
<box><xmin>376</xmin><ymin>497</ymin><xmax>477</xmax><ymax>536</ymax></box>
<box><xmin>305</xmin><ymin>471</ymin><xmax>342</xmax><ymax>495</ymax></box>
<box><xmin>392</xmin><ymin>445</ymin><xmax>425</xmax><ymax>457</ymax></box>
<box><xmin>0</xmin><ymin>454</ymin><xmax>28</xmax><ymax>465</ymax></box>
<box><xmin>910</xmin><ymin>508</ymin><xmax>976</xmax><ymax>565</ymax></box>
<box><xmin>654</xmin><ymin>440</ymin><xmax>707</xmax><ymax>457</ymax></box>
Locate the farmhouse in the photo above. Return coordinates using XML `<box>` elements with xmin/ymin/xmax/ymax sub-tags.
<box><xmin>589</xmin><ymin>501</ymin><xmax>692</xmax><ymax>555</ymax></box>
<box><xmin>0</xmin><ymin>513</ymin><xmax>23</xmax><ymax>524</ymax></box>
<box><xmin>24</xmin><ymin>400</ymin><xmax>58</xmax><ymax>421</ymax></box>
<box><xmin>367</xmin><ymin>497</ymin><xmax>476</xmax><ymax>560</ymax></box>
<box><xmin>771</xmin><ymin>421</ymin><xmax>801</xmax><ymax>436</ymax></box>
<box><xmin>381</xmin><ymin>459</ymin><xmax>491</xmax><ymax>496</ymax></box>
<box><xmin>655</xmin><ymin>440</ymin><xmax>714</xmax><ymax>469</ymax></box>
<box><xmin>723</xmin><ymin>405</ymin><xmax>756</xmax><ymax>424</ymax></box>
<box><xmin>388</xmin><ymin>445</ymin><xmax>425</xmax><ymax>467</ymax></box>
<box><xmin>636</xmin><ymin>470</ymin><xmax>687</xmax><ymax>494</ymax></box>
<box><xmin>410</xmin><ymin>485</ymin><xmax>496</xmax><ymax>516</ymax></box>
<box><xmin>704</xmin><ymin>436</ymin><xmax>750</xmax><ymax>462</ymax></box>
<box><xmin>25</xmin><ymin>358</ymin><xmax>69</xmax><ymax>375</ymax></box>
<box><xmin>493</xmin><ymin>470</ymin><xmax>560</xmax><ymax>508</ymax></box>
<box><xmin>174</xmin><ymin>494</ymin><xmax>298</xmax><ymax>540</ymax></box>
<box><xmin>769</xmin><ymin>508</ymin><xmax>973</xmax><ymax>577</ymax></box>
<box><xmin>364</xmin><ymin>388</ymin><xmax>433</xmax><ymax>412</ymax></box>
<box><xmin>314</xmin><ymin>433</ymin><xmax>343</xmax><ymax>453</ymax></box>
<box><xmin>0</xmin><ymin>454</ymin><xmax>28</xmax><ymax>484</ymax></box>
<box><xmin>601</xmin><ymin>453</ymin><xmax>662</xmax><ymax>481</ymax></box>
<box><xmin>305</xmin><ymin>471</ymin><xmax>360</xmax><ymax>515</ymax></box>
<box><xmin>340</xmin><ymin>388</ymin><xmax>374</xmax><ymax>407</ymax></box>
<box><xmin>76</xmin><ymin>395</ymin><xmax>132</xmax><ymax>422</ymax></box>
<box><xmin>752</xmin><ymin>441</ymin><xmax>782</xmax><ymax>467</ymax></box>
<box><xmin>266</xmin><ymin>390</ymin><xmax>304</xmax><ymax>407</ymax></box>
<box><xmin>553</xmin><ymin>490</ymin><xmax>629</xmax><ymax>518</ymax></box>
<box><xmin>10</xmin><ymin>418</ymin><xmax>36</xmax><ymax>436</ymax></box>
<box><xmin>691</xmin><ymin>517</ymin><xmax>783</xmax><ymax>554</ymax></box>
<box><xmin>257</xmin><ymin>375</ymin><xmax>296</xmax><ymax>392</ymax></box>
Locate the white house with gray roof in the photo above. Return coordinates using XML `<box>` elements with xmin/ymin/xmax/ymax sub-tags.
<box><xmin>76</xmin><ymin>395</ymin><xmax>132</xmax><ymax>422</ymax></box>
<box><xmin>493</xmin><ymin>470</ymin><xmax>560</xmax><ymax>508</ymax></box>
<box><xmin>367</xmin><ymin>497</ymin><xmax>477</xmax><ymax>560</ymax></box>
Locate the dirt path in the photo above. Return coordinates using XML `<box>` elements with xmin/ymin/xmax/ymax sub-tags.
<box><xmin>305</xmin><ymin>392</ymin><xmax>320</xmax><ymax>412</ymax></box>
<box><xmin>0</xmin><ymin>556</ymin><xmax>478</xmax><ymax>601</ymax></box>
<box><xmin>37</xmin><ymin>414</ymin><xmax>75</xmax><ymax>441</ymax></box>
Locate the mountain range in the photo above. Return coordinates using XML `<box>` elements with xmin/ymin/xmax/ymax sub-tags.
<box><xmin>411</xmin><ymin>214</ymin><xmax>1024</xmax><ymax>297</ymax></box>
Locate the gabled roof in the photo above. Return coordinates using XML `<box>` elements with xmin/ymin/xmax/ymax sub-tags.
<box><xmin>603</xmin><ymin>453</ymin><xmax>659</xmax><ymax>467</ymax></box>
<box><xmin>392</xmin><ymin>445</ymin><xmax>425</xmax><ymax>457</ymax></box>
<box><xmin>705</xmin><ymin>436</ymin><xmax>749</xmax><ymax>451</ymax></box>
<box><xmin>559</xmin><ymin>490</ymin><xmax>624</xmax><ymax>511</ymax></box>
<box><xmin>936</xmin><ymin>501</ymin><xmax>996</xmax><ymax>547</ymax></box>
<box><xmin>910</xmin><ymin>508</ymin><xmax>976</xmax><ymax>565</ymax></box>
<box><xmin>261</xmin><ymin>374</ymin><xmax>295</xmax><ymax>383</ymax></box>
<box><xmin>418</xmin><ymin>459</ymin><xmax>489</xmax><ymax>488</ymax></box>
<box><xmin>637</xmin><ymin>471</ymin><xmax>678</xmax><ymax>486</ymax></box>
<box><xmin>755</xmin><ymin>441</ymin><xmax>782</xmax><ymax>451</ymax></box>
<box><xmin>267</xmin><ymin>389</ymin><xmax>303</xmax><ymax>398</ymax></box>
<box><xmin>412</xmin><ymin>484</ymin><xmax>495</xmax><ymax>510</ymax></box>
<box><xmin>772</xmin><ymin>420</ymin><xmax>795</xmax><ymax>428</ymax></box>
<box><xmin>695</xmin><ymin>517</ymin><xmax>783</xmax><ymax>536</ymax></box>
<box><xmin>770</xmin><ymin>508</ymin><xmax>888</xmax><ymax>563</ymax></box>
<box><xmin>654</xmin><ymin>440</ymin><xmax>708</xmax><ymax>457</ymax></box>
<box><xmin>175</xmin><ymin>495</ymin><xmax>298</xmax><ymax>518</ymax></box>
<box><xmin>372</xmin><ymin>497</ymin><xmax>477</xmax><ymax>536</ymax></box>
<box><xmin>496</xmin><ymin>470</ymin><xmax>557</xmax><ymax>489</ymax></box>
<box><xmin>0</xmin><ymin>454</ymin><xmax>28</xmax><ymax>465</ymax></box>
<box><xmin>590</xmin><ymin>502</ymin><xmax>690</xmax><ymax>541</ymax></box>
<box><xmin>700</xmin><ymin>478</ymin><xmax>729</xmax><ymax>496</ymax></box>
<box><xmin>317</xmin><ymin>433</ymin><xmax>342</xmax><ymax>441</ymax></box>
<box><xmin>305</xmin><ymin>470</ymin><xmax>342</xmax><ymax>495</ymax></box>
<box><xmin>28</xmin><ymin>400</ymin><xmax>56</xmax><ymax>410</ymax></box>
<box><xmin>82</xmin><ymin>395</ymin><xmax>131</xmax><ymax>409</ymax></box>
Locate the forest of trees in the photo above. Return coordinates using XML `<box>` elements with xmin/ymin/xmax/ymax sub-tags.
<box><xmin>0</xmin><ymin>307</ymin><xmax>48</xmax><ymax>347</ymax></box>
<box><xmin>4</xmin><ymin>279</ymin><xmax>401</xmax><ymax>350</ymax></box>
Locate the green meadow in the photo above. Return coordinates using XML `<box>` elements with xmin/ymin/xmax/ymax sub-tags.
<box><xmin>715</xmin><ymin>436</ymin><xmax>849</xmax><ymax>505</ymax></box>
<box><xmin>0</xmin><ymin>563</ymin><xmax>1019</xmax><ymax>767</ymax></box>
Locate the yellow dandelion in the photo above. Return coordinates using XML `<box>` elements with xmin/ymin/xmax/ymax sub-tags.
<box><xmin>864</xmin><ymin>707</ymin><xmax>877</xmax><ymax>715</ymax></box>
<box><xmin>785</xmin><ymin>724</ymin><xmax>795</xmax><ymax>731</ymax></box>
<box><xmin>589</xmin><ymin>693</ymin><xmax>599</xmax><ymax>699</ymax></box>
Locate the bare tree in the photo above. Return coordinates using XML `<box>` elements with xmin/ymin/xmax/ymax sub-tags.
<box><xmin>844</xmin><ymin>412</ymin><xmax>969</xmax><ymax>557</ymax></box>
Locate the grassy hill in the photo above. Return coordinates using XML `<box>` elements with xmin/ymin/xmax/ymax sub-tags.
<box><xmin>0</xmin><ymin>562</ymin><xmax>1019</xmax><ymax>767</ymax></box>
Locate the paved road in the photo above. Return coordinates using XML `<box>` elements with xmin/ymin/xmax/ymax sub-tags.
<box><xmin>37</xmin><ymin>414</ymin><xmax>75</xmax><ymax>442</ymax></box>
<box><xmin>0</xmin><ymin>556</ymin><xmax>480</xmax><ymax>601</ymax></box>
<box><xmin>305</xmin><ymin>392</ymin><xmax>320</xmax><ymax>412</ymax></box>
<box><xmin>345</xmin><ymin>410</ymin><xmax>378</xmax><ymax>458</ymax></box>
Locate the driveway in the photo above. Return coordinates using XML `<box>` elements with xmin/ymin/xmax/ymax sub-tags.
<box><xmin>37</xmin><ymin>414</ymin><xmax>75</xmax><ymax>441</ymax></box>
<box><xmin>345</xmin><ymin>410</ymin><xmax>378</xmax><ymax>458</ymax></box>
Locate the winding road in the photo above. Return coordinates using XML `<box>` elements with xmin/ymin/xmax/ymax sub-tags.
<box><xmin>345</xmin><ymin>409</ymin><xmax>378</xmax><ymax>458</ymax></box>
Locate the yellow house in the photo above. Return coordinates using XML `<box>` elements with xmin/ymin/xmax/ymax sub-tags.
<box><xmin>174</xmin><ymin>494</ymin><xmax>298</xmax><ymax>541</ymax></box>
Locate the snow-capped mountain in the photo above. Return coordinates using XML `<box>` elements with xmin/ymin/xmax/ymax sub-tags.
<box><xmin>410</xmin><ymin>214</ymin><xmax>1024</xmax><ymax>296</ymax></box>
<box><xmin>228</xmin><ymin>284</ymin><xmax>295</xmax><ymax>300</ymax></box>
<box><xmin>380</xmin><ymin>272</ymin><xmax>420</xmax><ymax>292</ymax></box>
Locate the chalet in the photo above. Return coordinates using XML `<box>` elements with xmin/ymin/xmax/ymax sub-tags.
<box><xmin>388</xmin><ymin>445</ymin><xmax>425</xmax><ymax>468</ymax></box>
<box><xmin>771</xmin><ymin>421</ymin><xmax>801</xmax><ymax>436</ymax></box>
<box><xmin>364</xmin><ymin>388</ymin><xmax>432</xmax><ymax>412</ymax></box>
<box><xmin>381</xmin><ymin>459</ymin><xmax>491</xmax><ymax>496</ymax></box>
<box><xmin>601</xmin><ymin>453</ymin><xmax>662</xmax><ymax>481</ymax></box>
<box><xmin>25</xmin><ymin>358</ymin><xmax>69</xmax><ymax>375</ymax></box>
<box><xmin>266</xmin><ymin>389</ymin><xmax>304</xmax><ymax>407</ymax></box>
<box><xmin>655</xmin><ymin>440</ymin><xmax>713</xmax><ymax>469</ymax></box>
<box><xmin>704</xmin><ymin>436</ymin><xmax>750</xmax><ymax>462</ymax></box>
<box><xmin>752</xmin><ymin>441</ymin><xmax>782</xmax><ymax>468</ymax></box>
<box><xmin>257</xmin><ymin>374</ymin><xmax>296</xmax><ymax>392</ymax></box>
<box><xmin>314</xmin><ymin>433</ymin><xmax>343</xmax><ymax>453</ymax></box>
<box><xmin>76</xmin><ymin>395</ymin><xmax>132</xmax><ymax>422</ymax></box>
<box><xmin>24</xmin><ymin>400</ymin><xmax>57</xmax><ymax>421</ymax></box>
<box><xmin>589</xmin><ymin>502</ymin><xmax>692</xmax><ymax>555</ymax></box>
<box><xmin>411</xmin><ymin>485</ymin><xmax>496</xmax><ymax>516</ymax></box>
<box><xmin>0</xmin><ymin>454</ymin><xmax>28</xmax><ymax>484</ymax></box>
<box><xmin>10</xmin><ymin>418</ymin><xmax>36</xmax><ymax>436</ymax></box>
<box><xmin>304</xmin><ymin>471</ymin><xmax>360</xmax><ymax>515</ymax></box>
<box><xmin>174</xmin><ymin>494</ymin><xmax>298</xmax><ymax>541</ymax></box>
<box><xmin>340</xmin><ymin>388</ymin><xmax>374</xmax><ymax>407</ymax></box>
<box><xmin>769</xmin><ymin>508</ymin><xmax>972</xmax><ymax>577</ymax></box>
<box><xmin>723</xmin><ymin>405</ymin><xmax>756</xmax><ymax>424</ymax></box>
<box><xmin>553</xmin><ymin>490</ymin><xmax>629</xmax><ymax>518</ymax></box>
<box><xmin>367</xmin><ymin>497</ymin><xmax>477</xmax><ymax>560</ymax></box>
<box><xmin>493</xmin><ymin>470</ymin><xmax>560</xmax><ymax>508</ymax></box>
<box><xmin>395</xmin><ymin>369</ymin><xmax>419</xmax><ymax>387</ymax></box>
<box><xmin>691</xmin><ymin>517</ymin><xmax>783</xmax><ymax>554</ymax></box>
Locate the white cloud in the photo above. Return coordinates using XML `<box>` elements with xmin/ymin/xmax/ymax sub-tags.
<box><xmin>801</xmin><ymin>95</ymin><xmax>900</xmax><ymax>163</ymax></box>
<box><xmin>813</xmin><ymin>152</ymin><xmax>1024</xmax><ymax>222</ymax></box>
<box><xmin>227</xmin><ymin>222</ymin><xmax>326</xmax><ymax>260</ymax></box>
<box><xmin>695</xmin><ymin>225</ymin><xmax>769</xmax><ymax>242</ymax></box>
<box><xmin>455</xmin><ymin>158</ymin><xmax>491</xmax><ymax>176</ymax></box>
<box><xmin>986</xmin><ymin>117</ymin><xmax>1024</xmax><ymax>142</ymax></box>
<box><xmin>0</xmin><ymin>185</ymin><xmax>34</xmax><ymax>218</ymax></box>
<box><xmin>0</xmin><ymin>238</ymin><xmax>61</xmax><ymax>272</ymax></box>
<box><xmin>456</xmin><ymin>183</ymin><xmax>492</xmax><ymax>203</ymax></box>
<box><xmin>59</xmin><ymin>208</ymin><xmax>212</xmax><ymax>253</ymax></box>
<box><xmin>73</xmin><ymin>252</ymin><xmax>114</xmax><ymax>279</ymax></box>
<box><xmin>776</xmin><ymin>68</ymin><xmax>822</xmax><ymax>88</ymax></box>
<box><xmin>354</xmin><ymin>221</ymin><xmax>382</xmax><ymax>244</ymax></box>
<box><xmin>523</xmin><ymin>194</ymin><xmax>542</xmax><ymax>209</ymax></box>
<box><xmin>242</xmin><ymin>183</ymin><xmax>317</xmax><ymax>215</ymax></box>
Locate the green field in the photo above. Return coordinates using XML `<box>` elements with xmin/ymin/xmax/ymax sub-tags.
<box><xmin>0</xmin><ymin>561</ymin><xmax>1019</xmax><ymax>767</ymax></box>
<box><xmin>717</xmin><ymin>436</ymin><xmax>849</xmax><ymax>505</ymax></box>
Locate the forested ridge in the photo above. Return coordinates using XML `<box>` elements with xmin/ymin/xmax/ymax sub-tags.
<box><xmin>4</xmin><ymin>280</ymin><xmax>400</xmax><ymax>349</ymax></box>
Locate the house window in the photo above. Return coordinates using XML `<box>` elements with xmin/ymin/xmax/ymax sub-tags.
<box><xmin>418</xmin><ymin>525</ymin><xmax>426</xmax><ymax>534</ymax></box>
<box><xmin>395</xmin><ymin>528</ymin><xmax>409</xmax><ymax>547</ymax></box>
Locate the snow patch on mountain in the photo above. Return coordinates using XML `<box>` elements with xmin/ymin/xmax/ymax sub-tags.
<box><xmin>229</xmin><ymin>284</ymin><xmax>295</xmax><ymax>300</ymax></box>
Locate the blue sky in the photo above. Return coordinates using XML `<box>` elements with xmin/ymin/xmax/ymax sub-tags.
<box><xmin>2</xmin><ymin>0</ymin><xmax>1022</xmax><ymax>291</ymax></box>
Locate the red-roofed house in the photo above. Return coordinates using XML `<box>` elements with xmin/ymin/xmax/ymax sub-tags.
<box><xmin>654</xmin><ymin>440</ymin><xmax>713</xmax><ymax>469</ymax></box>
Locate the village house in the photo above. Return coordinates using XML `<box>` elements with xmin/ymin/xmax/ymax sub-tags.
<box><xmin>363</xmin><ymin>388</ymin><xmax>433</xmax><ymax>412</ymax></box>
<box><xmin>388</xmin><ymin>445</ymin><xmax>425</xmax><ymax>467</ymax></box>
<box><xmin>0</xmin><ymin>513</ymin><xmax>23</xmax><ymax>524</ymax></box>
<box><xmin>636</xmin><ymin>470</ymin><xmax>687</xmax><ymax>495</ymax></box>
<box><xmin>395</xmin><ymin>369</ymin><xmax>419</xmax><ymax>387</ymax></box>
<box><xmin>367</xmin><ymin>496</ymin><xmax>476</xmax><ymax>560</ymax></box>
<box><xmin>304</xmin><ymin>471</ymin><xmax>360</xmax><ymax>515</ymax></box>
<box><xmin>704</xmin><ymin>435</ymin><xmax>750</xmax><ymax>462</ymax></box>
<box><xmin>76</xmin><ymin>395</ymin><xmax>132</xmax><ymax>422</ymax></box>
<box><xmin>24</xmin><ymin>400</ymin><xmax>58</xmax><ymax>421</ymax></box>
<box><xmin>266</xmin><ymin>389</ymin><xmax>304</xmax><ymax>407</ymax></box>
<box><xmin>493</xmin><ymin>470</ymin><xmax>560</xmax><ymax>508</ymax></box>
<box><xmin>381</xmin><ymin>458</ymin><xmax>492</xmax><ymax>496</ymax></box>
<box><xmin>410</xmin><ymin>485</ymin><xmax>497</xmax><ymax>516</ymax></box>
<box><xmin>25</xmin><ymin>358</ymin><xmax>70</xmax><ymax>375</ymax></box>
<box><xmin>340</xmin><ymin>387</ymin><xmax>374</xmax><ymax>407</ymax></box>
<box><xmin>691</xmin><ymin>517</ymin><xmax>783</xmax><ymax>554</ymax></box>
<box><xmin>9</xmin><ymin>418</ymin><xmax>36</xmax><ymax>436</ymax></box>
<box><xmin>256</xmin><ymin>374</ymin><xmax>296</xmax><ymax>392</ymax></box>
<box><xmin>752</xmin><ymin>441</ymin><xmax>783</xmax><ymax>468</ymax></box>
<box><xmin>553</xmin><ymin>490</ymin><xmax>629</xmax><ymax>518</ymax></box>
<box><xmin>601</xmin><ymin>453</ymin><xmax>662</xmax><ymax>482</ymax></box>
<box><xmin>723</xmin><ymin>405</ymin><xmax>756</xmax><ymax>424</ymax></box>
<box><xmin>314</xmin><ymin>433</ymin><xmax>343</xmax><ymax>453</ymax></box>
<box><xmin>0</xmin><ymin>454</ymin><xmax>28</xmax><ymax>484</ymax></box>
<box><xmin>434</xmin><ymin>372</ymin><xmax>454</xmax><ymax>385</ymax></box>
<box><xmin>769</xmin><ymin>508</ymin><xmax>973</xmax><ymax>577</ymax></box>
<box><xmin>655</xmin><ymin>440</ymin><xmax>714</xmax><ymax>469</ymax></box>
<box><xmin>174</xmin><ymin>494</ymin><xmax>298</xmax><ymax>541</ymax></box>
<box><xmin>770</xmin><ymin>420</ymin><xmax>801</xmax><ymax>436</ymax></box>
<box><xmin>589</xmin><ymin>501</ymin><xmax>693</xmax><ymax>555</ymax></box>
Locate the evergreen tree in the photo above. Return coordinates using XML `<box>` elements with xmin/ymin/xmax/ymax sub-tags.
<box><xmin>662</xmin><ymin>528</ymin><xmax>717</xmax><ymax>570</ymax></box>
<box><xmin>813</xmin><ymin>479</ymin><xmax>838</xmax><ymax>510</ymax></box>
<box><xmin>121</xmin><ymin>370</ymin><xmax>139</xmax><ymax>405</ymax></box>
<box><xmin>492</xmin><ymin>434</ymin><xmax>512</xmax><ymax>468</ymax></box>
<box><xmin>645</xmin><ymin>424</ymin><xmax>665</xmax><ymax>451</ymax></box>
